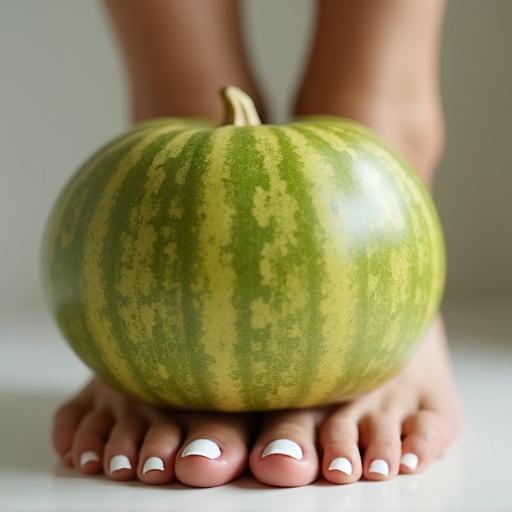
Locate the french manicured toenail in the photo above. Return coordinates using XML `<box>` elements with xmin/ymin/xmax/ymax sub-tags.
<box><xmin>142</xmin><ymin>456</ymin><xmax>165</xmax><ymax>474</ymax></box>
<box><xmin>261</xmin><ymin>439</ymin><xmax>303</xmax><ymax>460</ymax></box>
<box><xmin>400</xmin><ymin>452</ymin><xmax>419</xmax><ymax>470</ymax></box>
<box><xmin>109</xmin><ymin>455</ymin><xmax>132</xmax><ymax>473</ymax></box>
<box><xmin>328</xmin><ymin>457</ymin><xmax>352</xmax><ymax>475</ymax></box>
<box><xmin>369</xmin><ymin>459</ymin><xmax>389</xmax><ymax>475</ymax></box>
<box><xmin>80</xmin><ymin>451</ymin><xmax>100</xmax><ymax>467</ymax></box>
<box><xmin>180</xmin><ymin>439</ymin><xmax>221</xmax><ymax>460</ymax></box>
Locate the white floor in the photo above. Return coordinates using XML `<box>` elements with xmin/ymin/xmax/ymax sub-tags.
<box><xmin>1</xmin><ymin>301</ymin><xmax>511</xmax><ymax>512</ymax></box>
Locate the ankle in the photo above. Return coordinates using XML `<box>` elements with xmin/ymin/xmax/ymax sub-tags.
<box><xmin>293</xmin><ymin>88</ymin><xmax>444</xmax><ymax>187</ymax></box>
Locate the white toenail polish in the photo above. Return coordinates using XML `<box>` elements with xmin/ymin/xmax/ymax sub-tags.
<box><xmin>142</xmin><ymin>456</ymin><xmax>165</xmax><ymax>474</ymax></box>
<box><xmin>110</xmin><ymin>455</ymin><xmax>132</xmax><ymax>473</ymax></box>
<box><xmin>401</xmin><ymin>452</ymin><xmax>419</xmax><ymax>470</ymax></box>
<box><xmin>328</xmin><ymin>457</ymin><xmax>352</xmax><ymax>475</ymax></box>
<box><xmin>369</xmin><ymin>459</ymin><xmax>389</xmax><ymax>476</ymax></box>
<box><xmin>180</xmin><ymin>439</ymin><xmax>221</xmax><ymax>460</ymax></box>
<box><xmin>261</xmin><ymin>439</ymin><xmax>303</xmax><ymax>460</ymax></box>
<box><xmin>80</xmin><ymin>451</ymin><xmax>100</xmax><ymax>467</ymax></box>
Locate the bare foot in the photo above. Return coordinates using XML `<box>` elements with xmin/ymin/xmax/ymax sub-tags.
<box><xmin>53</xmin><ymin>315</ymin><xmax>461</xmax><ymax>487</ymax></box>
<box><xmin>53</xmin><ymin>379</ymin><xmax>254</xmax><ymax>487</ymax></box>
<box><xmin>248</xmin><ymin>315</ymin><xmax>461</xmax><ymax>486</ymax></box>
<box><xmin>316</xmin><ymin>314</ymin><xmax>461</xmax><ymax>484</ymax></box>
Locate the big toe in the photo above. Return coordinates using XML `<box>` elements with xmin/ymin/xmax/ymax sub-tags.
<box><xmin>249</xmin><ymin>409</ymin><xmax>319</xmax><ymax>487</ymax></box>
<box><xmin>175</xmin><ymin>412</ymin><xmax>252</xmax><ymax>488</ymax></box>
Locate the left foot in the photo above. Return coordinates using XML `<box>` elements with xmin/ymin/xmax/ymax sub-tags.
<box><xmin>249</xmin><ymin>314</ymin><xmax>461</xmax><ymax>485</ymax></box>
<box><xmin>53</xmin><ymin>315</ymin><xmax>461</xmax><ymax>487</ymax></box>
<box><xmin>318</xmin><ymin>314</ymin><xmax>461</xmax><ymax>484</ymax></box>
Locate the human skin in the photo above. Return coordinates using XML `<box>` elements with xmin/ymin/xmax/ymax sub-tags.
<box><xmin>52</xmin><ymin>0</ymin><xmax>461</xmax><ymax>487</ymax></box>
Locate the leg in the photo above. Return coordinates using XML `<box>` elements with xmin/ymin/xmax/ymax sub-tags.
<box><xmin>103</xmin><ymin>0</ymin><xmax>266</xmax><ymax>123</ymax></box>
<box><xmin>53</xmin><ymin>0</ymin><xmax>261</xmax><ymax>488</ymax></box>
<box><xmin>294</xmin><ymin>0</ymin><xmax>445</xmax><ymax>183</ymax></box>
<box><xmin>249</xmin><ymin>0</ymin><xmax>461</xmax><ymax>485</ymax></box>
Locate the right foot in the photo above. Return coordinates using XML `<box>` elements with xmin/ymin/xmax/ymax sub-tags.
<box><xmin>53</xmin><ymin>379</ymin><xmax>253</xmax><ymax>487</ymax></box>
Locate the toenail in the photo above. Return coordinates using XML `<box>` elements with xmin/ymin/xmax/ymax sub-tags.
<box><xmin>109</xmin><ymin>455</ymin><xmax>132</xmax><ymax>473</ymax></box>
<box><xmin>328</xmin><ymin>457</ymin><xmax>352</xmax><ymax>475</ymax></box>
<box><xmin>80</xmin><ymin>451</ymin><xmax>100</xmax><ymax>467</ymax></box>
<box><xmin>261</xmin><ymin>439</ymin><xmax>303</xmax><ymax>460</ymax></box>
<box><xmin>400</xmin><ymin>452</ymin><xmax>419</xmax><ymax>470</ymax></box>
<box><xmin>142</xmin><ymin>456</ymin><xmax>165</xmax><ymax>474</ymax></box>
<box><xmin>180</xmin><ymin>439</ymin><xmax>221</xmax><ymax>460</ymax></box>
<box><xmin>368</xmin><ymin>459</ymin><xmax>389</xmax><ymax>476</ymax></box>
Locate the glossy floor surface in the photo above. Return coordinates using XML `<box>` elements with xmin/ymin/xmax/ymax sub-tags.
<box><xmin>1</xmin><ymin>301</ymin><xmax>510</xmax><ymax>512</ymax></box>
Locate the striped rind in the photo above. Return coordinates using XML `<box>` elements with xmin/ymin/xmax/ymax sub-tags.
<box><xmin>41</xmin><ymin>116</ymin><xmax>446</xmax><ymax>411</ymax></box>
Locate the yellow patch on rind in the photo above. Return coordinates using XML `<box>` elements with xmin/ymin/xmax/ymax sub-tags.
<box><xmin>191</xmin><ymin>127</ymin><xmax>241</xmax><ymax>409</ymax></box>
<box><xmin>115</xmin><ymin>128</ymin><xmax>201</xmax><ymax>405</ymax></box>
<box><xmin>81</xmin><ymin>126</ymin><xmax>189</xmax><ymax>400</ymax></box>
<box><xmin>248</xmin><ymin>128</ymin><xmax>310</xmax><ymax>404</ymax></box>
<box><xmin>277</xmin><ymin>126</ymin><xmax>357</xmax><ymax>406</ymax></box>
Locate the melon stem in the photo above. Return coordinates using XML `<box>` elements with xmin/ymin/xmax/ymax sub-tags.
<box><xmin>220</xmin><ymin>86</ymin><xmax>262</xmax><ymax>127</ymax></box>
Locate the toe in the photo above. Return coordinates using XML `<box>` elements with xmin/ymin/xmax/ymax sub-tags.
<box><xmin>400</xmin><ymin>410</ymin><xmax>460</xmax><ymax>474</ymax></box>
<box><xmin>175</xmin><ymin>412</ymin><xmax>251</xmax><ymax>488</ymax></box>
<box><xmin>359</xmin><ymin>413</ymin><xmax>402</xmax><ymax>481</ymax></box>
<box><xmin>53</xmin><ymin>398</ymin><xmax>91</xmax><ymax>464</ymax></box>
<box><xmin>249</xmin><ymin>409</ymin><xmax>319</xmax><ymax>487</ymax></box>
<box><xmin>104</xmin><ymin>415</ymin><xmax>148</xmax><ymax>481</ymax></box>
<box><xmin>137</xmin><ymin>416</ymin><xmax>183</xmax><ymax>485</ymax></box>
<box><xmin>71</xmin><ymin>409</ymin><xmax>114</xmax><ymax>475</ymax></box>
<box><xmin>318</xmin><ymin>412</ymin><xmax>362</xmax><ymax>484</ymax></box>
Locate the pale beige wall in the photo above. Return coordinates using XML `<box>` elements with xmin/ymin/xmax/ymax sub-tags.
<box><xmin>436</xmin><ymin>0</ymin><xmax>512</xmax><ymax>300</ymax></box>
<box><xmin>0</xmin><ymin>0</ymin><xmax>510</xmax><ymax>309</ymax></box>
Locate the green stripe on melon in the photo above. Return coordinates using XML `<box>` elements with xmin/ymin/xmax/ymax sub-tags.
<box><xmin>41</xmin><ymin>86</ymin><xmax>445</xmax><ymax>412</ymax></box>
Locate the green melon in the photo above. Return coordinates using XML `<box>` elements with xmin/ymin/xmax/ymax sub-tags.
<box><xmin>41</xmin><ymin>86</ymin><xmax>446</xmax><ymax>412</ymax></box>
